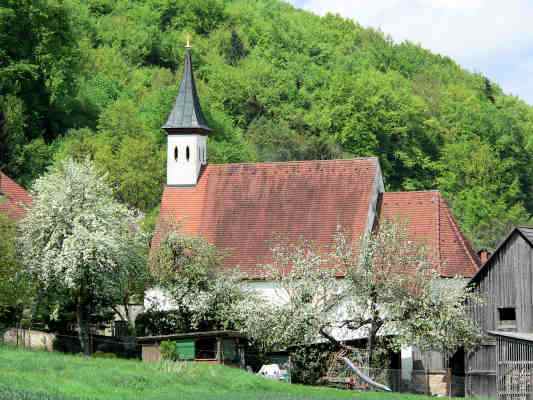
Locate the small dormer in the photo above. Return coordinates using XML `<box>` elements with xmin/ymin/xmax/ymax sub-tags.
<box><xmin>163</xmin><ymin>40</ymin><xmax>211</xmax><ymax>186</ymax></box>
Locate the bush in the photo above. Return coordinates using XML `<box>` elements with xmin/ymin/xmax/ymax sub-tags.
<box><xmin>160</xmin><ymin>340</ymin><xmax>179</xmax><ymax>361</ymax></box>
<box><xmin>290</xmin><ymin>343</ymin><xmax>335</xmax><ymax>385</ymax></box>
<box><xmin>135</xmin><ymin>310</ymin><xmax>188</xmax><ymax>337</ymax></box>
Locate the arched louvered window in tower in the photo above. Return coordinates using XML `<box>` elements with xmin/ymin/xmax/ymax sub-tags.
<box><xmin>186</xmin><ymin>146</ymin><xmax>190</xmax><ymax>161</ymax></box>
<box><xmin>174</xmin><ymin>146</ymin><xmax>178</xmax><ymax>162</ymax></box>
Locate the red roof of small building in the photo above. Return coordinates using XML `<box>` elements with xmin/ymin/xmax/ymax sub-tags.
<box><xmin>381</xmin><ymin>191</ymin><xmax>480</xmax><ymax>278</ymax></box>
<box><xmin>0</xmin><ymin>172</ymin><xmax>31</xmax><ymax>220</ymax></box>
<box><xmin>153</xmin><ymin>158</ymin><xmax>382</xmax><ymax>277</ymax></box>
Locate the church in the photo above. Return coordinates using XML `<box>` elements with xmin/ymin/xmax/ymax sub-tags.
<box><xmin>151</xmin><ymin>45</ymin><xmax>480</xmax><ymax>284</ymax></box>
<box><xmin>148</xmin><ymin>46</ymin><xmax>482</xmax><ymax>391</ymax></box>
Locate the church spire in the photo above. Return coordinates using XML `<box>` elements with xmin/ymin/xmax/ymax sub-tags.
<box><xmin>162</xmin><ymin>40</ymin><xmax>211</xmax><ymax>135</ymax></box>
<box><xmin>164</xmin><ymin>38</ymin><xmax>210</xmax><ymax>187</ymax></box>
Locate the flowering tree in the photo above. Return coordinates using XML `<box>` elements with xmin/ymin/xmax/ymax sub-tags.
<box><xmin>236</xmin><ymin>239</ymin><xmax>340</xmax><ymax>351</ymax></box>
<box><xmin>239</xmin><ymin>221</ymin><xmax>480</xmax><ymax>365</ymax></box>
<box><xmin>149</xmin><ymin>230</ymin><xmax>252</xmax><ymax>331</ymax></box>
<box><xmin>18</xmin><ymin>159</ymin><xmax>147</xmax><ymax>354</ymax></box>
<box><xmin>0</xmin><ymin>214</ymin><xmax>33</xmax><ymax>323</ymax></box>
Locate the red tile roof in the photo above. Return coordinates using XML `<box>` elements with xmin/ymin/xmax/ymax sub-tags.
<box><xmin>153</xmin><ymin>158</ymin><xmax>381</xmax><ymax>278</ymax></box>
<box><xmin>381</xmin><ymin>191</ymin><xmax>480</xmax><ymax>278</ymax></box>
<box><xmin>0</xmin><ymin>172</ymin><xmax>31</xmax><ymax>221</ymax></box>
<box><xmin>153</xmin><ymin>160</ymin><xmax>479</xmax><ymax>279</ymax></box>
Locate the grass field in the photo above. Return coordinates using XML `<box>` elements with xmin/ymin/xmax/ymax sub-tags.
<box><xmin>0</xmin><ymin>346</ymin><xmax>435</xmax><ymax>400</ymax></box>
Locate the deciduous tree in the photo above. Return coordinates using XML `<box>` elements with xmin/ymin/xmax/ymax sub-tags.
<box><xmin>0</xmin><ymin>214</ymin><xmax>33</xmax><ymax>324</ymax></box>
<box><xmin>239</xmin><ymin>222</ymin><xmax>480</xmax><ymax>366</ymax></box>
<box><xmin>149</xmin><ymin>229</ymin><xmax>252</xmax><ymax>331</ymax></box>
<box><xmin>18</xmin><ymin>158</ymin><xmax>147</xmax><ymax>354</ymax></box>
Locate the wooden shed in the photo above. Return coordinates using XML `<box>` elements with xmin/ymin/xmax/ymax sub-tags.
<box><xmin>465</xmin><ymin>227</ymin><xmax>533</xmax><ymax>398</ymax></box>
<box><xmin>137</xmin><ymin>330</ymin><xmax>246</xmax><ymax>367</ymax></box>
<box><xmin>488</xmin><ymin>331</ymin><xmax>533</xmax><ymax>400</ymax></box>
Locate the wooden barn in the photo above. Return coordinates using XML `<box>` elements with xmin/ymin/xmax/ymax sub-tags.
<box><xmin>467</xmin><ymin>227</ymin><xmax>533</xmax><ymax>399</ymax></box>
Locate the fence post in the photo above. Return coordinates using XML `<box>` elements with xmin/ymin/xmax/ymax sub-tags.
<box><xmin>447</xmin><ymin>368</ymin><xmax>452</xmax><ymax>398</ymax></box>
<box><xmin>426</xmin><ymin>369</ymin><xmax>430</xmax><ymax>396</ymax></box>
<box><xmin>288</xmin><ymin>355</ymin><xmax>292</xmax><ymax>384</ymax></box>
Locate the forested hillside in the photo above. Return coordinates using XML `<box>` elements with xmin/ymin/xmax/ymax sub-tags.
<box><xmin>1</xmin><ymin>0</ymin><xmax>532</xmax><ymax>248</ymax></box>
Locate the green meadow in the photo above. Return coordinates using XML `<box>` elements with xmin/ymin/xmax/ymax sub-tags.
<box><xmin>0</xmin><ymin>346</ymin><xmax>437</xmax><ymax>400</ymax></box>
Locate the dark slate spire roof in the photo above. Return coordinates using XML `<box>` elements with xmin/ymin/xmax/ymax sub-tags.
<box><xmin>163</xmin><ymin>48</ymin><xmax>211</xmax><ymax>135</ymax></box>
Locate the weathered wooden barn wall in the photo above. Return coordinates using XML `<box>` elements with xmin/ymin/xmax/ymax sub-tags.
<box><xmin>495</xmin><ymin>334</ymin><xmax>533</xmax><ymax>400</ymax></box>
<box><xmin>466</xmin><ymin>229</ymin><xmax>533</xmax><ymax>398</ymax></box>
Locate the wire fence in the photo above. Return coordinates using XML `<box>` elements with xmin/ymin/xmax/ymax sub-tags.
<box><xmin>318</xmin><ymin>366</ymin><xmax>466</xmax><ymax>397</ymax></box>
<box><xmin>1</xmin><ymin>327</ymin><xmax>139</xmax><ymax>358</ymax></box>
<box><xmin>1</xmin><ymin>328</ymin><xmax>472</xmax><ymax>397</ymax></box>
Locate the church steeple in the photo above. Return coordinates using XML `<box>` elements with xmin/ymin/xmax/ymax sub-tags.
<box><xmin>162</xmin><ymin>42</ymin><xmax>211</xmax><ymax>135</ymax></box>
<box><xmin>164</xmin><ymin>40</ymin><xmax>210</xmax><ymax>186</ymax></box>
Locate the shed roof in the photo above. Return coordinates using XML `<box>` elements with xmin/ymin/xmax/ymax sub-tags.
<box><xmin>470</xmin><ymin>226</ymin><xmax>533</xmax><ymax>284</ymax></box>
<box><xmin>0</xmin><ymin>172</ymin><xmax>31</xmax><ymax>220</ymax></box>
<box><xmin>488</xmin><ymin>330</ymin><xmax>533</xmax><ymax>343</ymax></box>
<box><xmin>137</xmin><ymin>330</ymin><xmax>245</xmax><ymax>343</ymax></box>
<box><xmin>381</xmin><ymin>191</ymin><xmax>481</xmax><ymax>278</ymax></box>
<box><xmin>516</xmin><ymin>226</ymin><xmax>533</xmax><ymax>245</ymax></box>
<box><xmin>162</xmin><ymin>48</ymin><xmax>211</xmax><ymax>134</ymax></box>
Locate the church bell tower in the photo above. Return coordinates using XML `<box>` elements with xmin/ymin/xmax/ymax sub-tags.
<box><xmin>163</xmin><ymin>39</ymin><xmax>211</xmax><ymax>186</ymax></box>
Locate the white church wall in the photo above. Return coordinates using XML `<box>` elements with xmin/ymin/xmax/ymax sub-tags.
<box><xmin>145</xmin><ymin>281</ymin><xmax>370</xmax><ymax>341</ymax></box>
<box><xmin>167</xmin><ymin>134</ymin><xmax>206</xmax><ymax>186</ymax></box>
<box><xmin>244</xmin><ymin>281</ymin><xmax>289</xmax><ymax>305</ymax></box>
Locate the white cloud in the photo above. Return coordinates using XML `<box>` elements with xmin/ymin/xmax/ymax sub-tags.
<box><xmin>290</xmin><ymin>0</ymin><xmax>533</xmax><ymax>103</ymax></box>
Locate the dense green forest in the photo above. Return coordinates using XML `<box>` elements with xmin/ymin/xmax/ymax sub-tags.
<box><xmin>1</xmin><ymin>0</ymin><xmax>532</xmax><ymax>249</ymax></box>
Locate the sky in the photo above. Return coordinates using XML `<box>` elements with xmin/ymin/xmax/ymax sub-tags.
<box><xmin>288</xmin><ymin>0</ymin><xmax>533</xmax><ymax>104</ymax></box>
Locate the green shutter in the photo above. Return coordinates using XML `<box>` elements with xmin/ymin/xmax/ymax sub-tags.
<box><xmin>222</xmin><ymin>339</ymin><xmax>237</xmax><ymax>361</ymax></box>
<box><xmin>175</xmin><ymin>339</ymin><xmax>195</xmax><ymax>360</ymax></box>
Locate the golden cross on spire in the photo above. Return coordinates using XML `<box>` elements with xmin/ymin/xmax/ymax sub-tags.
<box><xmin>185</xmin><ymin>33</ymin><xmax>192</xmax><ymax>49</ymax></box>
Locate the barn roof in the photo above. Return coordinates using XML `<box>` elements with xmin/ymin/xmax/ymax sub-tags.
<box><xmin>488</xmin><ymin>330</ymin><xmax>533</xmax><ymax>343</ymax></box>
<box><xmin>470</xmin><ymin>226</ymin><xmax>533</xmax><ymax>284</ymax></box>
<box><xmin>0</xmin><ymin>171</ymin><xmax>31</xmax><ymax>221</ymax></box>
<box><xmin>381</xmin><ymin>191</ymin><xmax>481</xmax><ymax>278</ymax></box>
<box><xmin>153</xmin><ymin>158</ymin><xmax>479</xmax><ymax>279</ymax></box>
<box><xmin>153</xmin><ymin>158</ymin><xmax>382</xmax><ymax>278</ymax></box>
<box><xmin>162</xmin><ymin>48</ymin><xmax>211</xmax><ymax>135</ymax></box>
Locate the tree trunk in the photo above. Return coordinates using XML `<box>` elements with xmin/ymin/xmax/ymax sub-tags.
<box><xmin>366</xmin><ymin>299</ymin><xmax>382</xmax><ymax>368</ymax></box>
<box><xmin>124</xmin><ymin>299</ymin><xmax>132</xmax><ymax>330</ymax></box>
<box><xmin>367</xmin><ymin>320</ymin><xmax>377</xmax><ymax>367</ymax></box>
<box><xmin>77</xmin><ymin>295</ymin><xmax>91</xmax><ymax>356</ymax></box>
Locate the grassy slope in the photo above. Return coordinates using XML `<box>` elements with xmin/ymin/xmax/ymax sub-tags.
<box><xmin>0</xmin><ymin>346</ymin><xmax>433</xmax><ymax>400</ymax></box>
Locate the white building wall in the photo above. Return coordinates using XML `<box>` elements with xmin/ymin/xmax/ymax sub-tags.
<box><xmin>401</xmin><ymin>346</ymin><xmax>414</xmax><ymax>380</ymax></box>
<box><xmin>244</xmin><ymin>281</ymin><xmax>289</xmax><ymax>305</ymax></box>
<box><xmin>145</xmin><ymin>281</ymin><xmax>366</xmax><ymax>342</ymax></box>
<box><xmin>167</xmin><ymin>134</ymin><xmax>207</xmax><ymax>186</ymax></box>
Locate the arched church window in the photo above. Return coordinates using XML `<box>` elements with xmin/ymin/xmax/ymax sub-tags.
<box><xmin>186</xmin><ymin>146</ymin><xmax>190</xmax><ymax>161</ymax></box>
<box><xmin>174</xmin><ymin>146</ymin><xmax>178</xmax><ymax>162</ymax></box>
